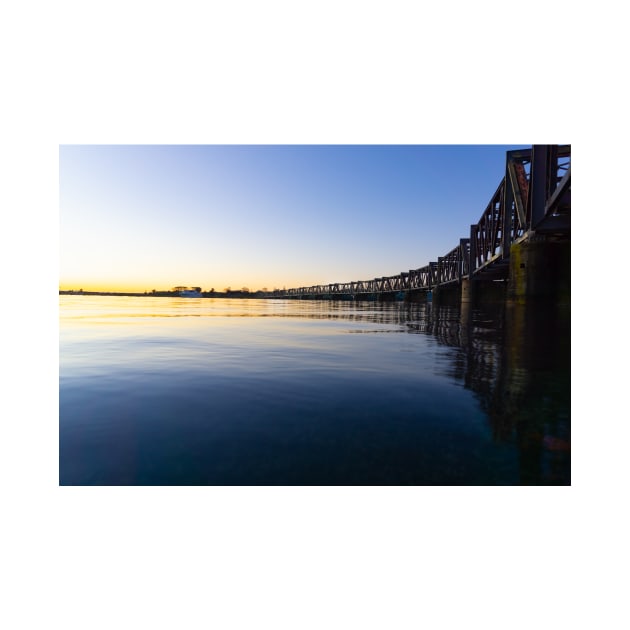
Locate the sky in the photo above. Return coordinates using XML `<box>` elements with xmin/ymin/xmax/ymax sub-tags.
<box><xmin>59</xmin><ymin>144</ymin><xmax>529</xmax><ymax>293</ymax></box>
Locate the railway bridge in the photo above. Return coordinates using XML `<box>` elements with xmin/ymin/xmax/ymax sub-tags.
<box><xmin>268</xmin><ymin>145</ymin><xmax>570</xmax><ymax>304</ymax></box>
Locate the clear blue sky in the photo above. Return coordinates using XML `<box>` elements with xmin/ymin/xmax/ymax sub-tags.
<box><xmin>59</xmin><ymin>144</ymin><xmax>529</xmax><ymax>292</ymax></box>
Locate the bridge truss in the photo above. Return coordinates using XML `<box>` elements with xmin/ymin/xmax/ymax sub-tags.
<box><xmin>272</xmin><ymin>145</ymin><xmax>570</xmax><ymax>299</ymax></box>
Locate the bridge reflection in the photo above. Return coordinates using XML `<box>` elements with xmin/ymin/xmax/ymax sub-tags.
<box><xmin>290</xmin><ymin>299</ymin><xmax>570</xmax><ymax>484</ymax></box>
<box><xmin>412</xmin><ymin>300</ymin><xmax>570</xmax><ymax>485</ymax></box>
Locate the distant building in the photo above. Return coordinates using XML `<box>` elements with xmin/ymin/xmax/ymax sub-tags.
<box><xmin>172</xmin><ymin>286</ymin><xmax>202</xmax><ymax>297</ymax></box>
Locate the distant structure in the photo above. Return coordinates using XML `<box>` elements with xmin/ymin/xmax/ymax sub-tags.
<box><xmin>173</xmin><ymin>286</ymin><xmax>202</xmax><ymax>297</ymax></box>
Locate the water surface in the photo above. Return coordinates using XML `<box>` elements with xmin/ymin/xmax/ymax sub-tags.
<box><xmin>59</xmin><ymin>296</ymin><xmax>570</xmax><ymax>485</ymax></box>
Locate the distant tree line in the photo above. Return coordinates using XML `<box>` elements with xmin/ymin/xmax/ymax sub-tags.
<box><xmin>60</xmin><ymin>286</ymin><xmax>272</xmax><ymax>298</ymax></box>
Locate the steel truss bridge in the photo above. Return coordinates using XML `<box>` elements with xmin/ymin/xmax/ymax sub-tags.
<box><xmin>269</xmin><ymin>145</ymin><xmax>570</xmax><ymax>300</ymax></box>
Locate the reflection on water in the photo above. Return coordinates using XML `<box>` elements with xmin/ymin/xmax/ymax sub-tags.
<box><xmin>59</xmin><ymin>296</ymin><xmax>570</xmax><ymax>485</ymax></box>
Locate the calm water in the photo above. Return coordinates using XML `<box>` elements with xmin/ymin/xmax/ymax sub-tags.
<box><xmin>59</xmin><ymin>296</ymin><xmax>570</xmax><ymax>485</ymax></box>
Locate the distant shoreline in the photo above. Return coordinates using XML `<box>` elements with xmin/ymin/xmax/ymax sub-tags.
<box><xmin>59</xmin><ymin>290</ymin><xmax>265</xmax><ymax>298</ymax></box>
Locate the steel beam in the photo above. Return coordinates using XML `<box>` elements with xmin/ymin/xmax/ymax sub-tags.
<box><xmin>530</xmin><ymin>144</ymin><xmax>549</xmax><ymax>228</ymax></box>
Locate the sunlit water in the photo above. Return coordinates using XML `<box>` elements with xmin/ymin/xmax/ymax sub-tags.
<box><xmin>59</xmin><ymin>296</ymin><xmax>570</xmax><ymax>485</ymax></box>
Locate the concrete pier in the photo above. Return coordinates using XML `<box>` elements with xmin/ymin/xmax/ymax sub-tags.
<box><xmin>508</xmin><ymin>237</ymin><xmax>570</xmax><ymax>304</ymax></box>
<box><xmin>460</xmin><ymin>278</ymin><xmax>472</xmax><ymax>303</ymax></box>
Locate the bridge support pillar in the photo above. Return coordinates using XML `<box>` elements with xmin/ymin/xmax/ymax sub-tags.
<box><xmin>508</xmin><ymin>237</ymin><xmax>570</xmax><ymax>303</ymax></box>
<box><xmin>460</xmin><ymin>278</ymin><xmax>473</xmax><ymax>304</ymax></box>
